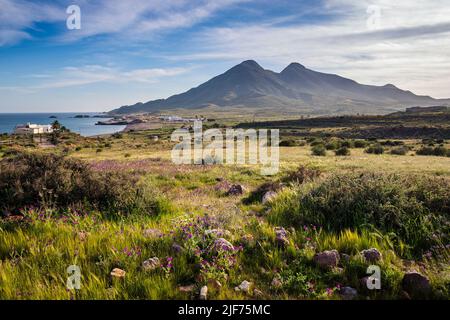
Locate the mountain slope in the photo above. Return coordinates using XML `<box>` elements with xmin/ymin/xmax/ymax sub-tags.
<box><xmin>111</xmin><ymin>60</ymin><xmax>448</xmax><ymax>115</ymax></box>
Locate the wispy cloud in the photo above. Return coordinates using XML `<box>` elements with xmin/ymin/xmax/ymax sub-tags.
<box><xmin>172</xmin><ymin>0</ymin><xmax>450</xmax><ymax>98</ymax></box>
<box><xmin>0</xmin><ymin>65</ymin><xmax>189</xmax><ymax>91</ymax></box>
<box><xmin>0</xmin><ymin>0</ymin><xmax>62</xmax><ymax>45</ymax></box>
<box><xmin>0</xmin><ymin>0</ymin><xmax>249</xmax><ymax>45</ymax></box>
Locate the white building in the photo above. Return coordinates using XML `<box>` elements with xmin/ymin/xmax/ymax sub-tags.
<box><xmin>14</xmin><ymin>123</ymin><xmax>54</xmax><ymax>135</ymax></box>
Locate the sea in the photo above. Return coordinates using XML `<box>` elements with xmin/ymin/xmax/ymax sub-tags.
<box><xmin>0</xmin><ymin>113</ymin><xmax>126</xmax><ymax>137</ymax></box>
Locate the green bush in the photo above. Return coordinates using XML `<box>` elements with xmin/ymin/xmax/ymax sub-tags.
<box><xmin>381</xmin><ymin>140</ymin><xmax>404</xmax><ymax>146</ymax></box>
<box><xmin>390</xmin><ymin>146</ymin><xmax>409</xmax><ymax>155</ymax></box>
<box><xmin>309</xmin><ymin>138</ymin><xmax>324</xmax><ymax>146</ymax></box>
<box><xmin>283</xmin><ymin>166</ymin><xmax>322</xmax><ymax>184</ymax></box>
<box><xmin>279</xmin><ymin>139</ymin><xmax>298</xmax><ymax>147</ymax></box>
<box><xmin>340</xmin><ymin>140</ymin><xmax>354</xmax><ymax>148</ymax></box>
<box><xmin>334</xmin><ymin>146</ymin><xmax>350</xmax><ymax>156</ymax></box>
<box><xmin>311</xmin><ymin>145</ymin><xmax>326</xmax><ymax>156</ymax></box>
<box><xmin>0</xmin><ymin>152</ymin><xmax>167</xmax><ymax>216</ymax></box>
<box><xmin>365</xmin><ymin>144</ymin><xmax>384</xmax><ymax>154</ymax></box>
<box><xmin>269</xmin><ymin>173</ymin><xmax>450</xmax><ymax>256</ymax></box>
<box><xmin>325</xmin><ymin>140</ymin><xmax>340</xmax><ymax>150</ymax></box>
<box><xmin>416</xmin><ymin>146</ymin><xmax>449</xmax><ymax>157</ymax></box>
<box><xmin>353</xmin><ymin>140</ymin><xmax>368</xmax><ymax>148</ymax></box>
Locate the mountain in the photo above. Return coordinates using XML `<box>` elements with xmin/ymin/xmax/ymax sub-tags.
<box><xmin>110</xmin><ymin>60</ymin><xmax>449</xmax><ymax>115</ymax></box>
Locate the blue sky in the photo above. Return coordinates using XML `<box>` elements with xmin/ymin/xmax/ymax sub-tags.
<box><xmin>1</xmin><ymin>0</ymin><xmax>450</xmax><ymax>112</ymax></box>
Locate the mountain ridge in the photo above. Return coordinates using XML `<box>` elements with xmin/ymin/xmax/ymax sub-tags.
<box><xmin>110</xmin><ymin>60</ymin><xmax>449</xmax><ymax>115</ymax></box>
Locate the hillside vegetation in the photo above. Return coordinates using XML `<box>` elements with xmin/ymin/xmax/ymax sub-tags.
<box><xmin>0</xmin><ymin>116</ymin><xmax>449</xmax><ymax>300</ymax></box>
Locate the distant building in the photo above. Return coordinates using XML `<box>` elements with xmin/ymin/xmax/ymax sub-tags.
<box><xmin>14</xmin><ymin>123</ymin><xmax>54</xmax><ymax>135</ymax></box>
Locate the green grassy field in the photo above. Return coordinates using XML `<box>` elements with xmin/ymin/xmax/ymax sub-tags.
<box><xmin>0</xmin><ymin>114</ymin><xmax>449</xmax><ymax>300</ymax></box>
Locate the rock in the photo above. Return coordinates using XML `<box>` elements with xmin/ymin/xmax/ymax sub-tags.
<box><xmin>110</xmin><ymin>268</ymin><xmax>126</xmax><ymax>278</ymax></box>
<box><xmin>235</xmin><ymin>280</ymin><xmax>252</xmax><ymax>293</ymax></box>
<box><xmin>142</xmin><ymin>257</ymin><xmax>160</xmax><ymax>271</ymax></box>
<box><xmin>339</xmin><ymin>286</ymin><xmax>358</xmax><ymax>300</ymax></box>
<box><xmin>271</xmin><ymin>277</ymin><xmax>282</xmax><ymax>289</ymax></box>
<box><xmin>262</xmin><ymin>191</ymin><xmax>277</xmax><ymax>204</ymax></box>
<box><xmin>212</xmin><ymin>238</ymin><xmax>234</xmax><ymax>252</ymax></box>
<box><xmin>313</xmin><ymin>250</ymin><xmax>340</xmax><ymax>269</ymax></box>
<box><xmin>361</xmin><ymin>248</ymin><xmax>382</xmax><ymax>263</ymax></box>
<box><xmin>207</xmin><ymin>279</ymin><xmax>222</xmax><ymax>290</ymax></box>
<box><xmin>402</xmin><ymin>272</ymin><xmax>431</xmax><ymax>298</ymax></box>
<box><xmin>227</xmin><ymin>184</ymin><xmax>245</xmax><ymax>196</ymax></box>
<box><xmin>275</xmin><ymin>227</ymin><xmax>289</xmax><ymax>247</ymax></box>
<box><xmin>178</xmin><ymin>284</ymin><xmax>196</xmax><ymax>293</ymax></box>
<box><xmin>143</xmin><ymin>228</ymin><xmax>163</xmax><ymax>239</ymax></box>
<box><xmin>199</xmin><ymin>286</ymin><xmax>208</xmax><ymax>300</ymax></box>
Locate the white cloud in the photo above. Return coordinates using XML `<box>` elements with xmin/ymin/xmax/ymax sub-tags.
<box><xmin>0</xmin><ymin>65</ymin><xmax>189</xmax><ymax>91</ymax></box>
<box><xmin>173</xmin><ymin>0</ymin><xmax>450</xmax><ymax>98</ymax></box>
<box><xmin>0</xmin><ymin>0</ymin><xmax>62</xmax><ymax>45</ymax></box>
<box><xmin>0</xmin><ymin>0</ymin><xmax>249</xmax><ymax>45</ymax></box>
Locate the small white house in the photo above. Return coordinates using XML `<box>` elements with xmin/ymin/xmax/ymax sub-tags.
<box><xmin>14</xmin><ymin>123</ymin><xmax>54</xmax><ymax>135</ymax></box>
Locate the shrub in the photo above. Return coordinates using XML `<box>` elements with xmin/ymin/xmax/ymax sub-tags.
<box><xmin>416</xmin><ymin>146</ymin><xmax>449</xmax><ymax>157</ymax></box>
<box><xmin>365</xmin><ymin>144</ymin><xmax>384</xmax><ymax>154</ymax></box>
<box><xmin>112</xmin><ymin>133</ymin><xmax>123</xmax><ymax>139</ymax></box>
<box><xmin>0</xmin><ymin>152</ymin><xmax>165</xmax><ymax>216</ymax></box>
<box><xmin>381</xmin><ymin>140</ymin><xmax>404</xmax><ymax>146</ymax></box>
<box><xmin>325</xmin><ymin>140</ymin><xmax>339</xmax><ymax>150</ymax></box>
<box><xmin>340</xmin><ymin>140</ymin><xmax>354</xmax><ymax>148</ymax></box>
<box><xmin>416</xmin><ymin>146</ymin><xmax>434</xmax><ymax>155</ymax></box>
<box><xmin>311</xmin><ymin>145</ymin><xmax>326</xmax><ymax>156</ymax></box>
<box><xmin>354</xmin><ymin>140</ymin><xmax>368</xmax><ymax>148</ymax></box>
<box><xmin>284</xmin><ymin>166</ymin><xmax>321</xmax><ymax>184</ymax></box>
<box><xmin>279</xmin><ymin>139</ymin><xmax>298</xmax><ymax>147</ymax></box>
<box><xmin>309</xmin><ymin>138</ymin><xmax>324</xmax><ymax>146</ymax></box>
<box><xmin>269</xmin><ymin>173</ymin><xmax>450</xmax><ymax>256</ymax></box>
<box><xmin>390</xmin><ymin>146</ymin><xmax>409</xmax><ymax>155</ymax></box>
<box><xmin>334</xmin><ymin>146</ymin><xmax>350</xmax><ymax>156</ymax></box>
<box><xmin>433</xmin><ymin>146</ymin><xmax>448</xmax><ymax>157</ymax></box>
<box><xmin>298</xmin><ymin>140</ymin><xmax>307</xmax><ymax>147</ymax></box>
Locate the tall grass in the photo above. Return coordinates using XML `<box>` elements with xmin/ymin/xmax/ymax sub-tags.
<box><xmin>268</xmin><ymin>173</ymin><xmax>449</xmax><ymax>257</ymax></box>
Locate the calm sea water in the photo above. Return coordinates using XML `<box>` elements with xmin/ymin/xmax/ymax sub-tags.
<box><xmin>0</xmin><ymin>113</ymin><xmax>126</xmax><ymax>137</ymax></box>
